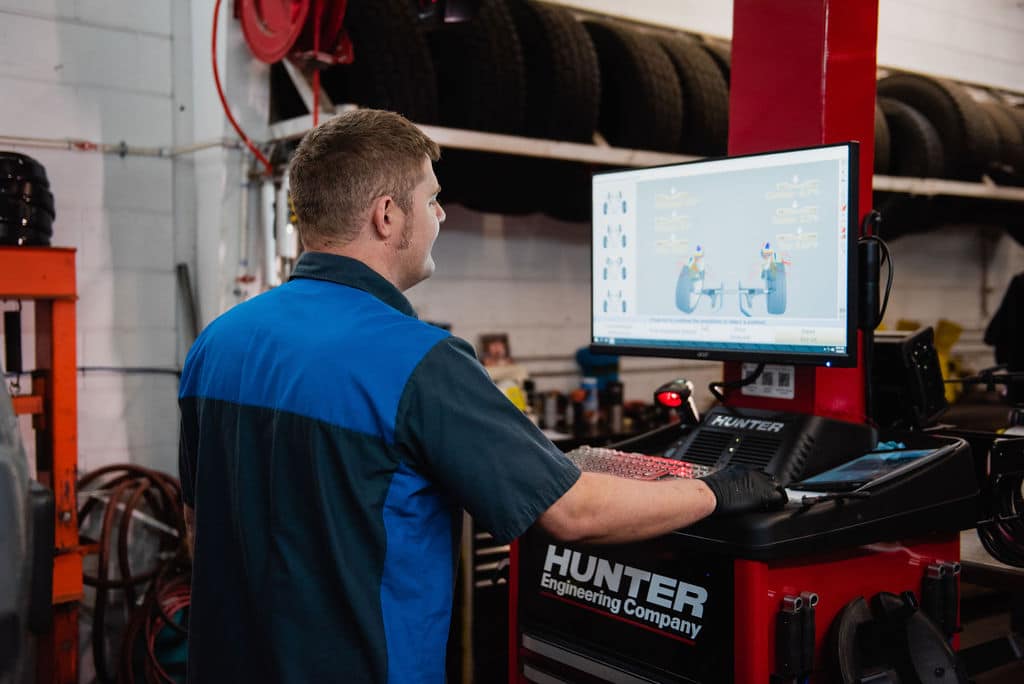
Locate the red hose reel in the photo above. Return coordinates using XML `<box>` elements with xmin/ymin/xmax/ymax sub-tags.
<box><xmin>238</xmin><ymin>0</ymin><xmax>353</xmax><ymax>66</ymax></box>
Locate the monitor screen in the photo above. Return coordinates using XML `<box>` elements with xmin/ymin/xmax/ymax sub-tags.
<box><xmin>591</xmin><ymin>142</ymin><xmax>858</xmax><ymax>366</ymax></box>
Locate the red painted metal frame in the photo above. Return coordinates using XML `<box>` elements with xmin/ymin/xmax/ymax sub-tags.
<box><xmin>724</xmin><ymin>0</ymin><xmax>879</xmax><ymax>424</ymax></box>
<box><xmin>735</xmin><ymin>536</ymin><xmax>960</xmax><ymax>682</ymax></box>
<box><xmin>1</xmin><ymin>247</ymin><xmax>80</xmax><ymax>684</ymax></box>
<box><xmin>508</xmin><ymin>535</ymin><xmax>961</xmax><ymax>683</ymax></box>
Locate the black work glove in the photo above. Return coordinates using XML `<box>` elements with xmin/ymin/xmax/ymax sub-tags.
<box><xmin>699</xmin><ymin>465</ymin><xmax>787</xmax><ymax>515</ymax></box>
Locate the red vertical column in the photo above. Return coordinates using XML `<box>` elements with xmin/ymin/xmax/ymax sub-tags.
<box><xmin>725</xmin><ymin>0</ymin><xmax>879</xmax><ymax>422</ymax></box>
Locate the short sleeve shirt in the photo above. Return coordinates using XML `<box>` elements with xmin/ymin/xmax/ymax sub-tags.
<box><xmin>178</xmin><ymin>252</ymin><xmax>580</xmax><ymax>683</ymax></box>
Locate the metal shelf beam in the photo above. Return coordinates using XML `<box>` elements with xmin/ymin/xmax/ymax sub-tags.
<box><xmin>266</xmin><ymin>113</ymin><xmax>1024</xmax><ymax>203</ymax></box>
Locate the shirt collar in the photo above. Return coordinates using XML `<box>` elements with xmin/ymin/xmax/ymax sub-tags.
<box><xmin>289</xmin><ymin>252</ymin><xmax>417</xmax><ymax>318</ymax></box>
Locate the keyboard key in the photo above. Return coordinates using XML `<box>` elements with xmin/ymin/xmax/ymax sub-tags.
<box><xmin>564</xmin><ymin>446</ymin><xmax>713</xmax><ymax>480</ymax></box>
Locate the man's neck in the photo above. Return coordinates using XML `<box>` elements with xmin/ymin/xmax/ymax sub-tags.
<box><xmin>308</xmin><ymin>244</ymin><xmax>407</xmax><ymax>292</ymax></box>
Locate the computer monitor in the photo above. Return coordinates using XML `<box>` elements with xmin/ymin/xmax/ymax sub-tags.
<box><xmin>591</xmin><ymin>142</ymin><xmax>858</xmax><ymax>367</ymax></box>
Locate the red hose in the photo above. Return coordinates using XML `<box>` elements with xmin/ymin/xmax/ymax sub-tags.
<box><xmin>212</xmin><ymin>0</ymin><xmax>274</xmax><ymax>176</ymax></box>
<box><xmin>312</xmin><ymin>0</ymin><xmax>322</xmax><ymax>127</ymax></box>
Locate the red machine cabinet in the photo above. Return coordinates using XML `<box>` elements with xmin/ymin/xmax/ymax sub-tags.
<box><xmin>1</xmin><ymin>246</ymin><xmax>81</xmax><ymax>684</ymax></box>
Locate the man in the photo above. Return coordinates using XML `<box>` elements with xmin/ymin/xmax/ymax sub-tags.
<box><xmin>178</xmin><ymin>109</ymin><xmax>784</xmax><ymax>683</ymax></box>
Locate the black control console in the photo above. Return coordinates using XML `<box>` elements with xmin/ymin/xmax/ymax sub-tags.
<box><xmin>662</xmin><ymin>406</ymin><xmax>878</xmax><ymax>486</ymax></box>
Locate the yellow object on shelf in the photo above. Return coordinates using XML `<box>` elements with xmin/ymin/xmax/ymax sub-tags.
<box><xmin>934</xmin><ymin>319</ymin><xmax>964</xmax><ymax>404</ymax></box>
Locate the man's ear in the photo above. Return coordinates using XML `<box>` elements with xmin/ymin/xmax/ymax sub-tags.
<box><xmin>369</xmin><ymin>195</ymin><xmax>400</xmax><ymax>242</ymax></box>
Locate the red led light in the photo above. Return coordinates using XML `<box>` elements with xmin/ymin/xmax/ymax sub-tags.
<box><xmin>657</xmin><ymin>391</ymin><xmax>683</xmax><ymax>408</ymax></box>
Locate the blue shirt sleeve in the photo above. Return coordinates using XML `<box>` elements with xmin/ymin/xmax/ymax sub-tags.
<box><xmin>395</xmin><ymin>336</ymin><xmax>580</xmax><ymax>543</ymax></box>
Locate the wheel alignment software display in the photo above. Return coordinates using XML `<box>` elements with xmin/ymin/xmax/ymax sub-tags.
<box><xmin>590</xmin><ymin>142</ymin><xmax>858</xmax><ymax>368</ymax></box>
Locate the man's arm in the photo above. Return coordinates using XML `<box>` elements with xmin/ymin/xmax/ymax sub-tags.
<box><xmin>537</xmin><ymin>466</ymin><xmax>787</xmax><ymax>545</ymax></box>
<box><xmin>537</xmin><ymin>473</ymin><xmax>716</xmax><ymax>545</ymax></box>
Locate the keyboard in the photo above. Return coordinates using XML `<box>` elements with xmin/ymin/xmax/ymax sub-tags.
<box><xmin>565</xmin><ymin>446</ymin><xmax>714</xmax><ymax>481</ymax></box>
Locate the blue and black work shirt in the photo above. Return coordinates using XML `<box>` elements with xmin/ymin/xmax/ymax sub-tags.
<box><xmin>178</xmin><ymin>252</ymin><xmax>580</xmax><ymax>683</ymax></box>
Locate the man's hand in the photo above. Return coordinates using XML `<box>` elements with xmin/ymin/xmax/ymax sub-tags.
<box><xmin>699</xmin><ymin>466</ymin><xmax>787</xmax><ymax>515</ymax></box>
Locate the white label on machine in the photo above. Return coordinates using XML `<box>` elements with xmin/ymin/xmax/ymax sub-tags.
<box><xmin>741</xmin><ymin>363</ymin><xmax>795</xmax><ymax>399</ymax></box>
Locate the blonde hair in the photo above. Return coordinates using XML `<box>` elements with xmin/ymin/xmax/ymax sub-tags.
<box><xmin>289</xmin><ymin>109</ymin><xmax>440</xmax><ymax>249</ymax></box>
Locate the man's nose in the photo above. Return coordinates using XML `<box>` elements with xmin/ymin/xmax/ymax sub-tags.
<box><xmin>436</xmin><ymin>202</ymin><xmax>446</xmax><ymax>223</ymax></box>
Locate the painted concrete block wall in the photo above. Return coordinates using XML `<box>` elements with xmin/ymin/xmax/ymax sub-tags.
<box><xmin>0</xmin><ymin>1</ymin><xmax>179</xmax><ymax>473</ymax></box>
<box><xmin>406</xmin><ymin>206</ymin><xmax>722</xmax><ymax>407</ymax></box>
<box><xmin>2</xmin><ymin>1</ymin><xmax>1023</xmax><ymax>478</ymax></box>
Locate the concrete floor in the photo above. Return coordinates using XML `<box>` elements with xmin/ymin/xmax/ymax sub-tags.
<box><xmin>960</xmin><ymin>584</ymin><xmax>1024</xmax><ymax>683</ymax></box>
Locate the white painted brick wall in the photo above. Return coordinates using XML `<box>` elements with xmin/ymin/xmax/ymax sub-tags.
<box><xmin>0</xmin><ymin>1</ymin><xmax>178</xmax><ymax>476</ymax></box>
<box><xmin>407</xmin><ymin>206</ymin><xmax>722</xmax><ymax>408</ymax></box>
<box><xmin>3</xmin><ymin>1</ymin><xmax>1024</xmax><ymax>482</ymax></box>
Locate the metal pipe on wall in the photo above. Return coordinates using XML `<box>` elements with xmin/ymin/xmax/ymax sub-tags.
<box><xmin>261</xmin><ymin>179</ymin><xmax>279</xmax><ymax>288</ymax></box>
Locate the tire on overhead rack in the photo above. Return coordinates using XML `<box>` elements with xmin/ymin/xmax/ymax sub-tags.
<box><xmin>1008</xmin><ymin>106</ymin><xmax>1024</xmax><ymax>147</ymax></box>
<box><xmin>540</xmin><ymin>161</ymin><xmax>598</xmax><ymax>224</ymax></box>
<box><xmin>582</xmin><ymin>20</ymin><xmax>683</xmax><ymax>152</ymax></box>
<box><xmin>429</xmin><ymin>0</ymin><xmax>532</xmax><ymax>214</ymax></box>
<box><xmin>431</xmin><ymin>0</ymin><xmax>526</xmax><ymax>134</ymax></box>
<box><xmin>657</xmin><ymin>33</ymin><xmax>729</xmax><ymax>156</ymax></box>
<box><xmin>701</xmin><ymin>41</ymin><xmax>732</xmax><ymax>85</ymax></box>
<box><xmin>318</xmin><ymin>0</ymin><xmax>438</xmax><ymax>124</ymax></box>
<box><xmin>1010</xmin><ymin>106</ymin><xmax>1024</xmax><ymax>179</ymax></box>
<box><xmin>876</xmin><ymin>73</ymin><xmax>997</xmax><ymax>180</ymax></box>
<box><xmin>874</xmin><ymin>101</ymin><xmax>891</xmax><ymax>175</ymax></box>
<box><xmin>872</xmin><ymin>194</ymin><xmax>941</xmax><ymax>241</ymax></box>
<box><xmin>507</xmin><ymin>0</ymin><xmax>600</xmax><ymax>142</ymax></box>
<box><xmin>503</xmin><ymin>0</ymin><xmax>602</xmax><ymax>220</ymax></box>
<box><xmin>878</xmin><ymin>97</ymin><xmax>945</xmax><ymax>178</ymax></box>
<box><xmin>979</xmin><ymin>102</ymin><xmax>1024</xmax><ymax>180</ymax></box>
<box><xmin>1008</xmin><ymin>224</ymin><xmax>1024</xmax><ymax>249</ymax></box>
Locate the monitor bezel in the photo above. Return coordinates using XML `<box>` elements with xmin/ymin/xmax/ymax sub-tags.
<box><xmin>589</xmin><ymin>141</ymin><xmax>859</xmax><ymax>368</ymax></box>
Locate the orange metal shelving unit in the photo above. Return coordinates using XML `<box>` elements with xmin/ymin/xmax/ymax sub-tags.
<box><xmin>1</xmin><ymin>246</ymin><xmax>80</xmax><ymax>684</ymax></box>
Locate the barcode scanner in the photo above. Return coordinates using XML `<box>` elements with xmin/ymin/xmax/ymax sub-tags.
<box><xmin>654</xmin><ymin>379</ymin><xmax>701</xmax><ymax>426</ymax></box>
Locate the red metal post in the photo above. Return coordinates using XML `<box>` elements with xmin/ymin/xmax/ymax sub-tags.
<box><xmin>725</xmin><ymin>0</ymin><xmax>879</xmax><ymax>423</ymax></box>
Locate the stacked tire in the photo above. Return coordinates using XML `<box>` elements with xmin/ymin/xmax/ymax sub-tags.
<box><xmin>876</xmin><ymin>74</ymin><xmax>997</xmax><ymax>181</ymax></box>
<box><xmin>298</xmin><ymin>5</ymin><xmax>1024</xmax><ymax>230</ymax></box>
<box><xmin>0</xmin><ymin>152</ymin><xmax>54</xmax><ymax>247</ymax></box>
<box><xmin>318</xmin><ymin>0</ymin><xmax>439</xmax><ymax>125</ymax></box>
<box><xmin>874</xmin><ymin>74</ymin><xmax>1024</xmax><ymax>240</ymax></box>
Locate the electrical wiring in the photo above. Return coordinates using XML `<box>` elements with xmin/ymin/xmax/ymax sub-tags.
<box><xmin>872</xmin><ymin>236</ymin><xmax>894</xmax><ymax>324</ymax></box>
<box><xmin>212</xmin><ymin>0</ymin><xmax>274</xmax><ymax>176</ymax></box>
<box><xmin>859</xmin><ymin>233</ymin><xmax>894</xmax><ymax>325</ymax></box>
<box><xmin>709</xmin><ymin>362</ymin><xmax>765</xmax><ymax>403</ymax></box>
<box><xmin>312</xmin><ymin>0</ymin><xmax>322</xmax><ymax>128</ymax></box>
